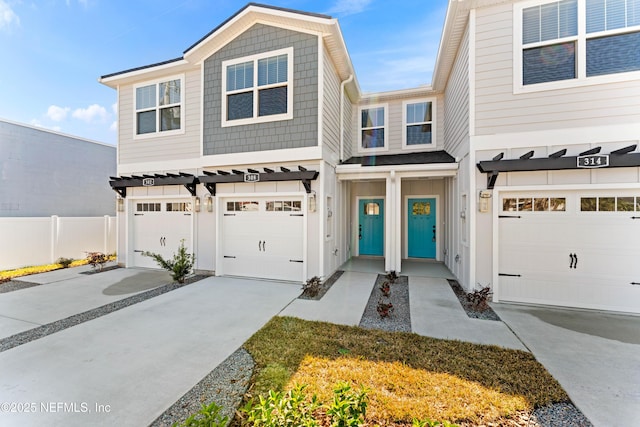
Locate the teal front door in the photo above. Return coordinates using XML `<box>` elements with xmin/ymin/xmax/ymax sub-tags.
<box><xmin>408</xmin><ymin>198</ymin><xmax>436</xmax><ymax>258</ymax></box>
<box><xmin>359</xmin><ymin>199</ymin><xmax>384</xmax><ymax>256</ymax></box>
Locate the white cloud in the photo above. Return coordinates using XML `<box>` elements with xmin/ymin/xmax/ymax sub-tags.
<box><xmin>109</xmin><ymin>120</ymin><xmax>117</xmax><ymax>132</ymax></box>
<box><xmin>325</xmin><ymin>0</ymin><xmax>372</xmax><ymax>16</ymax></box>
<box><xmin>72</xmin><ymin>104</ymin><xmax>107</xmax><ymax>123</ymax></box>
<box><xmin>30</xmin><ymin>118</ymin><xmax>42</xmax><ymax>127</ymax></box>
<box><xmin>111</xmin><ymin>102</ymin><xmax>117</xmax><ymax>114</ymax></box>
<box><xmin>46</xmin><ymin>105</ymin><xmax>70</xmax><ymax>122</ymax></box>
<box><xmin>0</xmin><ymin>0</ymin><xmax>20</xmax><ymax>32</ymax></box>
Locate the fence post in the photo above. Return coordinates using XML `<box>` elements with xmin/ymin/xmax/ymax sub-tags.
<box><xmin>50</xmin><ymin>215</ymin><xmax>59</xmax><ymax>264</ymax></box>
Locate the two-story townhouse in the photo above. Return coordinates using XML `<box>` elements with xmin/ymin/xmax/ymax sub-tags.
<box><xmin>101</xmin><ymin>1</ymin><xmax>640</xmax><ymax>315</ymax></box>
<box><xmin>436</xmin><ymin>0</ymin><xmax>640</xmax><ymax>314</ymax></box>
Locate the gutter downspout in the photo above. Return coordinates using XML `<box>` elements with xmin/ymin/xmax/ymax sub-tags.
<box><xmin>339</xmin><ymin>74</ymin><xmax>354</xmax><ymax>162</ymax></box>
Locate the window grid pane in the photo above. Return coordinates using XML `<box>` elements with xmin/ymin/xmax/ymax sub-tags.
<box><xmin>362</xmin><ymin>107</ymin><xmax>384</xmax><ymax>128</ymax></box>
<box><xmin>587</xmin><ymin>31</ymin><xmax>640</xmax><ymax>76</ymax></box>
<box><xmin>258</xmin><ymin>86</ymin><xmax>287</xmax><ymax>117</ymax></box>
<box><xmin>258</xmin><ymin>54</ymin><xmax>287</xmax><ymax>86</ymax></box>
<box><xmin>227</xmin><ymin>62</ymin><xmax>253</xmax><ymax>91</ymax></box>
<box><xmin>406</xmin><ymin>124</ymin><xmax>432</xmax><ymax>145</ymax></box>
<box><xmin>160</xmin><ymin>106</ymin><xmax>180</xmax><ymax>131</ymax></box>
<box><xmin>136</xmin><ymin>85</ymin><xmax>155</xmax><ymax>110</ymax></box>
<box><xmin>159</xmin><ymin>80</ymin><xmax>180</xmax><ymax>106</ymax></box>
<box><xmin>523</xmin><ymin>41</ymin><xmax>576</xmax><ymax>85</ymax></box>
<box><xmin>137</xmin><ymin>111</ymin><xmax>156</xmax><ymax>134</ymax></box>
<box><xmin>227</xmin><ymin>92</ymin><xmax>253</xmax><ymax>120</ymax></box>
<box><xmin>362</xmin><ymin>128</ymin><xmax>385</xmax><ymax>149</ymax></box>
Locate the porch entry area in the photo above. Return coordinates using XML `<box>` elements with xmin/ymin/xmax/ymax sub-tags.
<box><xmin>339</xmin><ymin>257</ymin><xmax>455</xmax><ymax>279</ymax></box>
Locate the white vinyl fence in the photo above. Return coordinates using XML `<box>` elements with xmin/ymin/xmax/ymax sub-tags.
<box><xmin>0</xmin><ymin>216</ymin><xmax>116</xmax><ymax>270</ymax></box>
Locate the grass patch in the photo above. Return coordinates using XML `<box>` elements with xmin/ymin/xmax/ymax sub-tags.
<box><xmin>243</xmin><ymin>316</ymin><xmax>568</xmax><ymax>425</ymax></box>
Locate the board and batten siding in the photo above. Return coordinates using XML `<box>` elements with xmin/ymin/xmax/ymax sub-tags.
<box><xmin>202</xmin><ymin>24</ymin><xmax>318</xmax><ymax>156</ymax></box>
<box><xmin>322</xmin><ymin>43</ymin><xmax>341</xmax><ymax>162</ymax></box>
<box><xmin>444</xmin><ymin>22</ymin><xmax>470</xmax><ymax>158</ymax></box>
<box><xmin>474</xmin><ymin>2</ymin><xmax>640</xmax><ymax>136</ymax></box>
<box><xmin>117</xmin><ymin>68</ymin><xmax>201</xmax><ymax>165</ymax></box>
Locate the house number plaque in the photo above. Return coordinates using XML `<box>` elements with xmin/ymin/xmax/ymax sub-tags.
<box><xmin>577</xmin><ymin>154</ymin><xmax>609</xmax><ymax>168</ymax></box>
<box><xmin>244</xmin><ymin>173</ymin><xmax>260</xmax><ymax>183</ymax></box>
<box><xmin>142</xmin><ymin>178</ymin><xmax>155</xmax><ymax>186</ymax></box>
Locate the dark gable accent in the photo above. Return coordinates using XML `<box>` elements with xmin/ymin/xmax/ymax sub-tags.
<box><xmin>342</xmin><ymin>151</ymin><xmax>456</xmax><ymax>167</ymax></box>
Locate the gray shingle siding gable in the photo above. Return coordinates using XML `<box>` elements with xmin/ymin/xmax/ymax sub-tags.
<box><xmin>203</xmin><ymin>24</ymin><xmax>318</xmax><ymax>155</ymax></box>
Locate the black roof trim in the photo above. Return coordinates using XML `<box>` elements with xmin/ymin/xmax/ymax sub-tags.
<box><xmin>101</xmin><ymin>57</ymin><xmax>184</xmax><ymax>80</ymax></box>
<box><xmin>183</xmin><ymin>3</ymin><xmax>332</xmax><ymax>54</ymax></box>
<box><xmin>342</xmin><ymin>151</ymin><xmax>456</xmax><ymax>167</ymax></box>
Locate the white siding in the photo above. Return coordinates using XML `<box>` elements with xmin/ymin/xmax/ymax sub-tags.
<box><xmin>444</xmin><ymin>22</ymin><xmax>470</xmax><ymax>158</ymax></box>
<box><xmin>322</xmin><ymin>44</ymin><xmax>341</xmax><ymax>163</ymax></box>
<box><xmin>474</xmin><ymin>2</ymin><xmax>640</xmax><ymax>136</ymax></box>
<box><xmin>118</xmin><ymin>67</ymin><xmax>202</xmax><ymax>165</ymax></box>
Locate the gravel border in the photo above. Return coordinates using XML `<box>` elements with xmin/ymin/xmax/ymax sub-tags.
<box><xmin>79</xmin><ymin>265</ymin><xmax>122</xmax><ymax>275</ymax></box>
<box><xmin>0</xmin><ymin>275</ymin><xmax>207</xmax><ymax>353</ymax></box>
<box><xmin>359</xmin><ymin>274</ymin><xmax>411</xmax><ymax>332</ymax></box>
<box><xmin>0</xmin><ymin>279</ymin><xmax>42</xmax><ymax>294</ymax></box>
<box><xmin>447</xmin><ymin>279</ymin><xmax>501</xmax><ymax>321</ymax></box>
<box><xmin>298</xmin><ymin>270</ymin><xmax>344</xmax><ymax>300</ymax></box>
<box><xmin>150</xmin><ymin>347</ymin><xmax>254</xmax><ymax>427</ymax></box>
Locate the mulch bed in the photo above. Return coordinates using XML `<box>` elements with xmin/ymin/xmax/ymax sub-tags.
<box><xmin>359</xmin><ymin>274</ymin><xmax>411</xmax><ymax>332</ymax></box>
<box><xmin>447</xmin><ymin>279</ymin><xmax>501</xmax><ymax>321</ymax></box>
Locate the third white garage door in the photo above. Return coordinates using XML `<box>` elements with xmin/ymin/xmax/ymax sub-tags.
<box><xmin>497</xmin><ymin>191</ymin><xmax>640</xmax><ymax>314</ymax></box>
<box><xmin>220</xmin><ymin>198</ymin><xmax>304</xmax><ymax>282</ymax></box>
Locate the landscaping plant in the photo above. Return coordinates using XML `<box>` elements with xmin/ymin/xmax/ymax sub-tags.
<box><xmin>143</xmin><ymin>240</ymin><xmax>195</xmax><ymax>283</ymax></box>
<box><xmin>466</xmin><ymin>286</ymin><xmax>492</xmax><ymax>311</ymax></box>
<box><xmin>86</xmin><ymin>252</ymin><xmax>109</xmax><ymax>271</ymax></box>
<box><xmin>241</xmin><ymin>384</ymin><xmax>320</xmax><ymax>427</ymax></box>
<box><xmin>56</xmin><ymin>257</ymin><xmax>74</xmax><ymax>268</ymax></box>
<box><xmin>302</xmin><ymin>276</ymin><xmax>323</xmax><ymax>297</ymax></box>
<box><xmin>173</xmin><ymin>401</ymin><xmax>228</xmax><ymax>427</ymax></box>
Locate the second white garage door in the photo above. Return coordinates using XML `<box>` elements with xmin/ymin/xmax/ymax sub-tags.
<box><xmin>220</xmin><ymin>198</ymin><xmax>304</xmax><ymax>282</ymax></box>
<box><xmin>497</xmin><ymin>191</ymin><xmax>640</xmax><ymax>314</ymax></box>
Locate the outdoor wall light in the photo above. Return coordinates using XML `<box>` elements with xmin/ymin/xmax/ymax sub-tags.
<box><xmin>205</xmin><ymin>194</ymin><xmax>213</xmax><ymax>212</ymax></box>
<box><xmin>194</xmin><ymin>196</ymin><xmax>201</xmax><ymax>212</ymax></box>
<box><xmin>117</xmin><ymin>197</ymin><xmax>124</xmax><ymax>212</ymax></box>
<box><xmin>308</xmin><ymin>191</ymin><xmax>317</xmax><ymax>212</ymax></box>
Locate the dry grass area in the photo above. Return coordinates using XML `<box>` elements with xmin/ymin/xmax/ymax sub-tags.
<box><xmin>243</xmin><ymin>316</ymin><xmax>568</xmax><ymax>426</ymax></box>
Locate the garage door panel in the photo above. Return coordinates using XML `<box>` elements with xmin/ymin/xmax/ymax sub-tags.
<box><xmin>221</xmin><ymin>199</ymin><xmax>304</xmax><ymax>282</ymax></box>
<box><xmin>498</xmin><ymin>192</ymin><xmax>640</xmax><ymax>314</ymax></box>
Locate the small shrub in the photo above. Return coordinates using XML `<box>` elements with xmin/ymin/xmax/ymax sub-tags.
<box><xmin>241</xmin><ymin>384</ymin><xmax>320</xmax><ymax>427</ymax></box>
<box><xmin>143</xmin><ymin>240</ymin><xmax>195</xmax><ymax>283</ymax></box>
<box><xmin>302</xmin><ymin>276</ymin><xmax>322</xmax><ymax>297</ymax></box>
<box><xmin>86</xmin><ymin>252</ymin><xmax>109</xmax><ymax>271</ymax></box>
<box><xmin>385</xmin><ymin>270</ymin><xmax>398</xmax><ymax>283</ymax></box>
<box><xmin>466</xmin><ymin>286</ymin><xmax>492</xmax><ymax>311</ymax></box>
<box><xmin>379</xmin><ymin>281</ymin><xmax>391</xmax><ymax>297</ymax></box>
<box><xmin>173</xmin><ymin>401</ymin><xmax>228</xmax><ymax>427</ymax></box>
<box><xmin>376</xmin><ymin>299</ymin><xmax>394</xmax><ymax>318</ymax></box>
<box><xmin>327</xmin><ymin>382</ymin><xmax>369</xmax><ymax>427</ymax></box>
<box><xmin>56</xmin><ymin>257</ymin><xmax>74</xmax><ymax>268</ymax></box>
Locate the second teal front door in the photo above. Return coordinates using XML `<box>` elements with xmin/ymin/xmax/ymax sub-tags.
<box><xmin>408</xmin><ymin>198</ymin><xmax>436</xmax><ymax>258</ymax></box>
<box><xmin>359</xmin><ymin>199</ymin><xmax>384</xmax><ymax>256</ymax></box>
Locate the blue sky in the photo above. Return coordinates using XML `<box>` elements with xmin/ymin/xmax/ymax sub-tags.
<box><xmin>0</xmin><ymin>0</ymin><xmax>447</xmax><ymax>145</ymax></box>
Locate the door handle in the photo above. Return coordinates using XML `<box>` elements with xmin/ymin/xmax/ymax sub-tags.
<box><xmin>263</xmin><ymin>241</ymin><xmax>266</xmax><ymax>251</ymax></box>
<box><xmin>359</xmin><ymin>224</ymin><xmax>362</xmax><ymax>240</ymax></box>
<box><xmin>432</xmin><ymin>225</ymin><xmax>436</xmax><ymax>242</ymax></box>
<box><xmin>258</xmin><ymin>240</ymin><xmax>262</xmax><ymax>251</ymax></box>
<box><xmin>569</xmin><ymin>253</ymin><xmax>577</xmax><ymax>269</ymax></box>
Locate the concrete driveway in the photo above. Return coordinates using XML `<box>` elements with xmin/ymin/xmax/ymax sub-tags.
<box><xmin>0</xmin><ymin>268</ymin><xmax>173</xmax><ymax>339</ymax></box>
<box><xmin>493</xmin><ymin>303</ymin><xmax>640</xmax><ymax>427</ymax></box>
<box><xmin>0</xmin><ymin>276</ymin><xmax>301</xmax><ymax>426</ymax></box>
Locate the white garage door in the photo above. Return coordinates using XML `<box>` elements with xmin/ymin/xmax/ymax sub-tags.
<box><xmin>132</xmin><ymin>200</ymin><xmax>192</xmax><ymax>269</ymax></box>
<box><xmin>498</xmin><ymin>191</ymin><xmax>640</xmax><ymax>314</ymax></box>
<box><xmin>221</xmin><ymin>198</ymin><xmax>304</xmax><ymax>282</ymax></box>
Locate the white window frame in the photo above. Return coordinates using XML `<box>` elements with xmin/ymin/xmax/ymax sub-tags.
<box><xmin>221</xmin><ymin>47</ymin><xmax>294</xmax><ymax>127</ymax></box>
<box><xmin>358</xmin><ymin>103</ymin><xmax>389</xmax><ymax>153</ymax></box>
<box><xmin>402</xmin><ymin>98</ymin><xmax>436</xmax><ymax>149</ymax></box>
<box><xmin>133</xmin><ymin>74</ymin><xmax>185</xmax><ymax>139</ymax></box>
<box><xmin>513</xmin><ymin>0</ymin><xmax>640</xmax><ymax>93</ymax></box>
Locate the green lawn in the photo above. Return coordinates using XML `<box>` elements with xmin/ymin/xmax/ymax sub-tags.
<box><xmin>241</xmin><ymin>316</ymin><xmax>568</xmax><ymax>426</ymax></box>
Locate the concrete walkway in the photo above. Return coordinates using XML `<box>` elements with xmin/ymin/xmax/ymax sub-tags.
<box><xmin>410</xmin><ymin>277</ymin><xmax>526</xmax><ymax>350</ymax></box>
<box><xmin>493</xmin><ymin>303</ymin><xmax>640</xmax><ymax>427</ymax></box>
<box><xmin>280</xmin><ymin>271</ymin><xmax>377</xmax><ymax>325</ymax></box>
<box><xmin>0</xmin><ymin>276</ymin><xmax>300</xmax><ymax>427</ymax></box>
<box><xmin>0</xmin><ymin>268</ymin><xmax>172</xmax><ymax>339</ymax></box>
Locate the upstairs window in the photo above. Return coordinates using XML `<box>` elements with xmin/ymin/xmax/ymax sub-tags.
<box><xmin>516</xmin><ymin>0</ymin><xmax>640</xmax><ymax>91</ymax></box>
<box><xmin>403</xmin><ymin>100</ymin><xmax>434</xmax><ymax>147</ymax></box>
<box><xmin>135</xmin><ymin>77</ymin><xmax>183</xmax><ymax>136</ymax></box>
<box><xmin>586</xmin><ymin>0</ymin><xmax>640</xmax><ymax>76</ymax></box>
<box><xmin>359</xmin><ymin>104</ymin><xmax>387</xmax><ymax>151</ymax></box>
<box><xmin>521</xmin><ymin>0</ymin><xmax>578</xmax><ymax>85</ymax></box>
<box><xmin>221</xmin><ymin>47</ymin><xmax>293</xmax><ymax>127</ymax></box>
